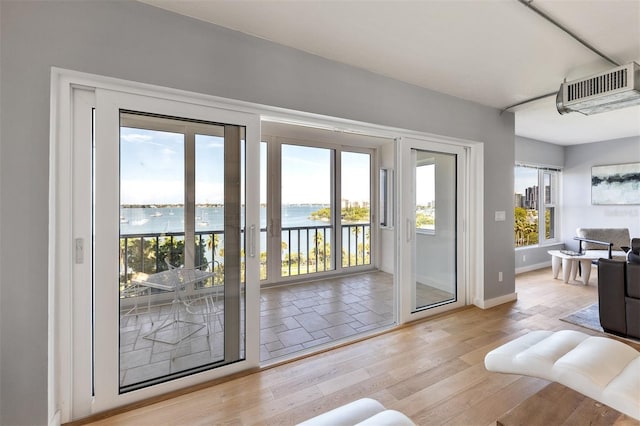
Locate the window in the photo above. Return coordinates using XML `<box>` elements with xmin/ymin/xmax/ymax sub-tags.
<box><xmin>261</xmin><ymin>139</ymin><xmax>375</xmax><ymax>281</ymax></box>
<box><xmin>514</xmin><ymin>164</ymin><xmax>560</xmax><ymax>247</ymax></box>
<box><xmin>341</xmin><ymin>151</ymin><xmax>371</xmax><ymax>267</ymax></box>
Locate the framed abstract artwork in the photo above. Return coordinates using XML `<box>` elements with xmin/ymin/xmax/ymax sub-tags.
<box><xmin>591</xmin><ymin>162</ymin><xmax>640</xmax><ymax>205</ymax></box>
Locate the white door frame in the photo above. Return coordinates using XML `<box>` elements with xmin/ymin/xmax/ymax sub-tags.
<box><xmin>93</xmin><ymin>88</ymin><xmax>261</xmax><ymax>413</ymax></box>
<box><xmin>50</xmin><ymin>70</ymin><xmax>261</xmax><ymax>422</ymax></box>
<box><xmin>49</xmin><ymin>67</ymin><xmax>484</xmax><ymax>424</ymax></box>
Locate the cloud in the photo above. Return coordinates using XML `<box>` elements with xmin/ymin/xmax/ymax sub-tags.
<box><xmin>121</xmin><ymin>133</ymin><xmax>152</xmax><ymax>143</ymax></box>
<box><xmin>121</xmin><ymin>179</ymin><xmax>185</xmax><ymax>205</ymax></box>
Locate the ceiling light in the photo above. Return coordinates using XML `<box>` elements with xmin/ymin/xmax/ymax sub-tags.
<box><xmin>556</xmin><ymin>62</ymin><xmax>640</xmax><ymax>115</ymax></box>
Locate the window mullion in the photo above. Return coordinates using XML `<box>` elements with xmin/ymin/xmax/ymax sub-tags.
<box><xmin>184</xmin><ymin>129</ymin><xmax>196</xmax><ymax>268</ymax></box>
<box><xmin>333</xmin><ymin>148</ymin><xmax>341</xmax><ymax>272</ymax></box>
<box><xmin>538</xmin><ymin>169</ymin><xmax>544</xmax><ymax>244</ymax></box>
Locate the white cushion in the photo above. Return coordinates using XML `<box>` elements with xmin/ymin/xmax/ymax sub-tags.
<box><xmin>483</xmin><ymin>330</ymin><xmax>554</xmax><ymax>375</ymax></box>
<box><xmin>516</xmin><ymin>330</ymin><xmax>589</xmax><ymax>379</ymax></box>
<box><xmin>601</xmin><ymin>357</ymin><xmax>640</xmax><ymax>420</ymax></box>
<box><xmin>485</xmin><ymin>330</ymin><xmax>640</xmax><ymax>420</ymax></box>
<box><xmin>553</xmin><ymin>337</ymin><xmax>638</xmax><ymax>394</ymax></box>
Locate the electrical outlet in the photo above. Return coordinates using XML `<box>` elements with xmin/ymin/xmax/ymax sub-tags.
<box><xmin>498</xmin><ymin>271</ymin><xmax>503</xmax><ymax>282</ymax></box>
<box><xmin>522</xmin><ymin>255</ymin><xmax>526</xmax><ymax>262</ymax></box>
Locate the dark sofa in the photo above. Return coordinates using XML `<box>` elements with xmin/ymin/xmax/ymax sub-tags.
<box><xmin>597</xmin><ymin>257</ymin><xmax>640</xmax><ymax>339</ymax></box>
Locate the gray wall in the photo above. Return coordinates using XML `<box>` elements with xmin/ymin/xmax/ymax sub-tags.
<box><xmin>0</xmin><ymin>1</ymin><xmax>515</xmax><ymax>424</ymax></box>
<box><xmin>514</xmin><ymin>136</ymin><xmax>565</xmax><ymax>271</ymax></box>
<box><xmin>562</xmin><ymin>136</ymin><xmax>640</xmax><ymax>252</ymax></box>
<box><xmin>515</xmin><ymin>136</ymin><xmax>564</xmax><ymax>168</ymax></box>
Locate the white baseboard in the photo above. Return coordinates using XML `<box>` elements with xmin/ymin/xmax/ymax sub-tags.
<box><xmin>474</xmin><ymin>292</ymin><xmax>517</xmax><ymax>309</ymax></box>
<box><xmin>515</xmin><ymin>261</ymin><xmax>550</xmax><ymax>275</ymax></box>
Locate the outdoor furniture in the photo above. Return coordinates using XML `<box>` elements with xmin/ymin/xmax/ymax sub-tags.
<box><xmin>183</xmin><ymin>284</ymin><xmax>224</xmax><ymax>340</ymax></box>
<box><xmin>120</xmin><ymin>280</ymin><xmax>152</xmax><ymax>323</ymax></box>
<box><xmin>548</xmin><ymin>250</ymin><xmax>599</xmax><ymax>285</ymax></box>
<box><xmin>132</xmin><ymin>265</ymin><xmax>216</xmax><ymax>345</ymax></box>
<box><xmin>168</xmin><ymin>259</ymin><xmax>224</xmax><ymax>340</ymax></box>
<box><xmin>484</xmin><ymin>330</ymin><xmax>640</xmax><ymax>421</ymax></box>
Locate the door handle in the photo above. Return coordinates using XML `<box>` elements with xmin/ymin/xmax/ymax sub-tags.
<box><xmin>407</xmin><ymin>218</ymin><xmax>413</xmax><ymax>242</ymax></box>
<box><xmin>249</xmin><ymin>225</ymin><xmax>256</xmax><ymax>258</ymax></box>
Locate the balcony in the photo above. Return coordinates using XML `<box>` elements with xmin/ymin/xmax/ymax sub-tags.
<box><xmin>119</xmin><ymin>225</ymin><xmax>384</xmax><ymax>390</ymax></box>
<box><xmin>120</xmin><ymin>223</ymin><xmax>371</xmax><ymax>284</ymax></box>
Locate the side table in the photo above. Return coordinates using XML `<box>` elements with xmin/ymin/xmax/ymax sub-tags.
<box><xmin>548</xmin><ymin>250</ymin><xmax>599</xmax><ymax>285</ymax></box>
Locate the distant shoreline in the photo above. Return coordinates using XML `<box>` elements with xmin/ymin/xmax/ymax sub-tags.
<box><xmin>121</xmin><ymin>203</ymin><xmax>332</xmax><ymax>208</ymax></box>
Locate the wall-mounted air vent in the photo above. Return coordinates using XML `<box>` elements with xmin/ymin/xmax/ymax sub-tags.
<box><xmin>556</xmin><ymin>62</ymin><xmax>640</xmax><ymax>115</ymax></box>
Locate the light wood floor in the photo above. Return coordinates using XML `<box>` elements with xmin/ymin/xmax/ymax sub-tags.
<box><xmin>82</xmin><ymin>267</ymin><xmax>640</xmax><ymax>425</ymax></box>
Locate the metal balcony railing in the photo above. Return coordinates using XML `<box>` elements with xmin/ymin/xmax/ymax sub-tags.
<box><xmin>120</xmin><ymin>223</ymin><xmax>370</xmax><ymax>283</ymax></box>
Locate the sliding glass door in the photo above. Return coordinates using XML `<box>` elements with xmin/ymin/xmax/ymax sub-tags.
<box><xmin>118</xmin><ymin>113</ymin><xmax>246</xmax><ymax>391</ymax></box>
<box><xmin>81</xmin><ymin>89</ymin><xmax>260</xmax><ymax>414</ymax></box>
<box><xmin>399</xmin><ymin>138</ymin><xmax>466</xmax><ymax>320</ymax></box>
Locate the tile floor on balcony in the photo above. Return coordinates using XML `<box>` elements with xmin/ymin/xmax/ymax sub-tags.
<box><xmin>120</xmin><ymin>271</ymin><xmax>454</xmax><ymax>388</ymax></box>
<box><xmin>259</xmin><ymin>271</ymin><xmax>395</xmax><ymax>362</ymax></box>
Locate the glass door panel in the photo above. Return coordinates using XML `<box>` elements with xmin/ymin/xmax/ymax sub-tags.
<box><xmin>280</xmin><ymin>144</ymin><xmax>334</xmax><ymax>277</ymax></box>
<box><xmin>399</xmin><ymin>138</ymin><xmax>465</xmax><ymax>322</ymax></box>
<box><xmin>413</xmin><ymin>149</ymin><xmax>457</xmax><ymax>311</ymax></box>
<box><xmin>118</xmin><ymin>113</ymin><xmax>244</xmax><ymax>392</ymax></box>
<box><xmin>341</xmin><ymin>151</ymin><xmax>371</xmax><ymax>268</ymax></box>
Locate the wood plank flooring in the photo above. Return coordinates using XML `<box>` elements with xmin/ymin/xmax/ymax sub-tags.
<box><xmin>81</xmin><ymin>267</ymin><xmax>640</xmax><ymax>425</ymax></box>
<box><xmin>497</xmin><ymin>382</ymin><xmax>632</xmax><ymax>426</ymax></box>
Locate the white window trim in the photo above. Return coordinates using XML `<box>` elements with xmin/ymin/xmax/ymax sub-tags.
<box><xmin>514</xmin><ymin>163</ymin><xmax>562</xmax><ymax>248</ymax></box>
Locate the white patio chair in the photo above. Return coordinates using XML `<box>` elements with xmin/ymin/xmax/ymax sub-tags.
<box><xmin>120</xmin><ymin>280</ymin><xmax>152</xmax><ymax>324</ymax></box>
<box><xmin>164</xmin><ymin>260</ymin><xmax>223</xmax><ymax>360</ymax></box>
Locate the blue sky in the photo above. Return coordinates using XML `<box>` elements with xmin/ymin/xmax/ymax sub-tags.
<box><xmin>120</xmin><ymin>127</ymin><xmax>185</xmax><ymax>205</ymax></box>
<box><xmin>514</xmin><ymin>166</ymin><xmax>538</xmax><ymax>194</ymax></box>
<box><xmin>121</xmin><ymin>127</ymin><xmax>373</xmax><ymax>205</ymax></box>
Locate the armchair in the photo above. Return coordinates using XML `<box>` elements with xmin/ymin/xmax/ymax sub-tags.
<box><xmin>597</xmin><ymin>257</ymin><xmax>640</xmax><ymax>339</ymax></box>
<box><xmin>575</xmin><ymin>228</ymin><xmax>630</xmax><ymax>260</ymax></box>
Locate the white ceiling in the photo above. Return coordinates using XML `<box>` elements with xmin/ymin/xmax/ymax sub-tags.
<box><xmin>141</xmin><ymin>0</ymin><xmax>640</xmax><ymax>145</ymax></box>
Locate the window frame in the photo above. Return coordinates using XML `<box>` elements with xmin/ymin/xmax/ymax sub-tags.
<box><xmin>514</xmin><ymin>163</ymin><xmax>561</xmax><ymax>248</ymax></box>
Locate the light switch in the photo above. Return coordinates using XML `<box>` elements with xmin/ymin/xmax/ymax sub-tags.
<box><xmin>495</xmin><ymin>211</ymin><xmax>506</xmax><ymax>221</ymax></box>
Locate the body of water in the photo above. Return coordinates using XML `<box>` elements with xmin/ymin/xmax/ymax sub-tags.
<box><xmin>121</xmin><ymin>204</ymin><xmax>370</xmax><ymax>265</ymax></box>
<box><xmin>120</xmin><ymin>204</ymin><xmax>331</xmax><ymax>235</ymax></box>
